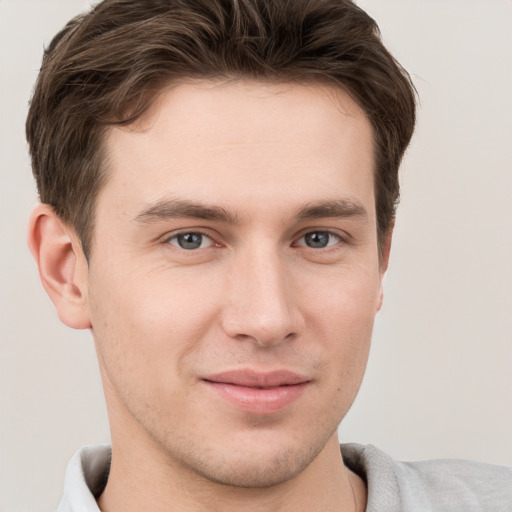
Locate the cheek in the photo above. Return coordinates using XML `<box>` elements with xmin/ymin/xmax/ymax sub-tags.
<box><xmin>305</xmin><ymin>266</ymin><xmax>379</xmax><ymax>379</ymax></box>
<box><xmin>87</xmin><ymin>264</ymin><xmax>220</xmax><ymax>390</ymax></box>
<box><xmin>303</xmin><ymin>261</ymin><xmax>381</xmax><ymax>326</ymax></box>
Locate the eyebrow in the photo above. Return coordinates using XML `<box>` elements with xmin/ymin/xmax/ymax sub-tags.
<box><xmin>295</xmin><ymin>199</ymin><xmax>368</xmax><ymax>222</ymax></box>
<box><xmin>133</xmin><ymin>198</ymin><xmax>239</xmax><ymax>224</ymax></box>
<box><xmin>133</xmin><ymin>197</ymin><xmax>367</xmax><ymax>225</ymax></box>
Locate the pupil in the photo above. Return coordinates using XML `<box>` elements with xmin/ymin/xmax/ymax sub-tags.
<box><xmin>178</xmin><ymin>233</ymin><xmax>202</xmax><ymax>249</ymax></box>
<box><xmin>305</xmin><ymin>232</ymin><xmax>329</xmax><ymax>248</ymax></box>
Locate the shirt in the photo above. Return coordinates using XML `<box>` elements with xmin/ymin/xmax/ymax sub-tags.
<box><xmin>56</xmin><ymin>443</ymin><xmax>512</xmax><ymax>511</ymax></box>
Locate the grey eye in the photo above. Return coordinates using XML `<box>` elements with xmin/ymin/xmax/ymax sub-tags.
<box><xmin>169</xmin><ymin>232</ymin><xmax>212</xmax><ymax>250</ymax></box>
<box><xmin>301</xmin><ymin>231</ymin><xmax>339</xmax><ymax>249</ymax></box>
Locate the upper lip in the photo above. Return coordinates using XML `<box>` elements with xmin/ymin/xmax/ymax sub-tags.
<box><xmin>202</xmin><ymin>370</ymin><xmax>310</xmax><ymax>388</ymax></box>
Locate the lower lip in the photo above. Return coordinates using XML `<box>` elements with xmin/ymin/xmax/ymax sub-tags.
<box><xmin>204</xmin><ymin>381</ymin><xmax>309</xmax><ymax>414</ymax></box>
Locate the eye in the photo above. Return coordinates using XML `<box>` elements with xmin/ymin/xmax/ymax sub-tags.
<box><xmin>167</xmin><ymin>232</ymin><xmax>215</xmax><ymax>250</ymax></box>
<box><xmin>296</xmin><ymin>231</ymin><xmax>341</xmax><ymax>249</ymax></box>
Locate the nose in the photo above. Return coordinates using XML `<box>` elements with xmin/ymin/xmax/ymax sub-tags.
<box><xmin>220</xmin><ymin>247</ymin><xmax>304</xmax><ymax>347</ymax></box>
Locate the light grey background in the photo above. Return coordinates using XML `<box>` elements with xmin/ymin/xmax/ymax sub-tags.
<box><xmin>1</xmin><ymin>1</ymin><xmax>511</xmax><ymax>511</ymax></box>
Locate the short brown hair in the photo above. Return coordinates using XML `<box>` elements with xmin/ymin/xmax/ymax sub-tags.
<box><xmin>26</xmin><ymin>0</ymin><xmax>416</xmax><ymax>258</ymax></box>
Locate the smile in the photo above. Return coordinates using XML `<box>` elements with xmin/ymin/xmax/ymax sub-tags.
<box><xmin>202</xmin><ymin>370</ymin><xmax>311</xmax><ymax>414</ymax></box>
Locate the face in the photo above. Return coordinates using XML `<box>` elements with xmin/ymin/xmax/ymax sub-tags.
<box><xmin>84</xmin><ymin>81</ymin><xmax>386</xmax><ymax>487</ymax></box>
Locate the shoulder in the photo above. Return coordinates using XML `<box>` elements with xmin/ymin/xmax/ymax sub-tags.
<box><xmin>341</xmin><ymin>443</ymin><xmax>512</xmax><ymax>512</ymax></box>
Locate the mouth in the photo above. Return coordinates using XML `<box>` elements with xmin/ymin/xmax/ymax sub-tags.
<box><xmin>201</xmin><ymin>370</ymin><xmax>311</xmax><ymax>414</ymax></box>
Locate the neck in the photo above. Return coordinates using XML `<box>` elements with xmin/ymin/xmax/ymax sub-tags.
<box><xmin>97</xmin><ymin>434</ymin><xmax>365</xmax><ymax>512</ymax></box>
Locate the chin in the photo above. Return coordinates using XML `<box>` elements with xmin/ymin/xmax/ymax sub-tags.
<box><xmin>192</xmin><ymin>445</ymin><xmax>317</xmax><ymax>488</ymax></box>
<box><xmin>166</xmin><ymin>427</ymin><xmax>335</xmax><ymax>489</ymax></box>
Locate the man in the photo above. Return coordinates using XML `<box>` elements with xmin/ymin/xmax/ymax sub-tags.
<box><xmin>25</xmin><ymin>0</ymin><xmax>511</xmax><ymax>511</ymax></box>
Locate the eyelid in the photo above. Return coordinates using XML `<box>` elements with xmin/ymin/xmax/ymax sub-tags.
<box><xmin>170</xmin><ymin>233</ymin><xmax>213</xmax><ymax>249</ymax></box>
<box><xmin>162</xmin><ymin>228</ymin><xmax>221</xmax><ymax>248</ymax></box>
<box><xmin>159</xmin><ymin>227</ymin><xmax>349</xmax><ymax>250</ymax></box>
<box><xmin>293</xmin><ymin>229</ymin><xmax>347</xmax><ymax>248</ymax></box>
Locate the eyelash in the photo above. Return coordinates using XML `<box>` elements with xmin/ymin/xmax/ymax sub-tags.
<box><xmin>164</xmin><ymin>230</ymin><xmax>344</xmax><ymax>251</ymax></box>
<box><xmin>293</xmin><ymin>231</ymin><xmax>342</xmax><ymax>249</ymax></box>
<box><xmin>166</xmin><ymin>231</ymin><xmax>217</xmax><ymax>250</ymax></box>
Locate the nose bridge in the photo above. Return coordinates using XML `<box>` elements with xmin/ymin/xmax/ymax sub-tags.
<box><xmin>222</xmin><ymin>240</ymin><xmax>303</xmax><ymax>346</ymax></box>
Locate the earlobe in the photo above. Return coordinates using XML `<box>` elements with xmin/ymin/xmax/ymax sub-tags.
<box><xmin>27</xmin><ymin>204</ymin><xmax>91</xmax><ymax>329</ymax></box>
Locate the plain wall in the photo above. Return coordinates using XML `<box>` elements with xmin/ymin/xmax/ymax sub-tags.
<box><xmin>1</xmin><ymin>1</ymin><xmax>511</xmax><ymax>510</ymax></box>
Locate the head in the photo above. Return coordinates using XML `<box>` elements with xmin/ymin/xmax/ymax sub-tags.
<box><xmin>27</xmin><ymin>0</ymin><xmax>416</xmax><ymax>493</ymax></box>
<box><xmin>26</xmin><ymin>0</ymin><xmax>415</xmax><ymax>260</ymax></box>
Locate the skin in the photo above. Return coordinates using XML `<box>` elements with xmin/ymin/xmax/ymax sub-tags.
<box><xmin>29</xmin><ymin>81</ymin><xmax>391</xmax><ymax>511</ymax></box>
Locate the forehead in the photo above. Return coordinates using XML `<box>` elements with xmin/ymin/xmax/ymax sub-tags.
<box><xmin>100</xmin><ymin>80</ymin><xmax>375</xmax><ymax>221</ymax></box>
<box><xmin>109</xmin><ymin>80</ymin><xmax>372</xmax><ymax>150</ymax></box>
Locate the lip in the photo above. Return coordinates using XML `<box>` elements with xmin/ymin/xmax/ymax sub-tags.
<box><xmin>202</xmin><ymin>370</ymin><xmax>311</xmax><ymax>414</ymax></box>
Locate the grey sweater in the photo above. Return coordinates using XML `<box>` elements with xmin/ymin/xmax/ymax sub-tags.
<box><xmin>342</xmin><ymin>443</ymin><xmax>512</xmax><ymax>511</ymax></box>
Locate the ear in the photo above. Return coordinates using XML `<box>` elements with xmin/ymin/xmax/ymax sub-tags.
<box><xmin>376</xmin><ymin>221</ymin><xmax>394</xmax><ymax>311</ymax></box>
<box><xmin>27</xmin><ymin>204</ymin><xmax>91</xmax><ymax>329</ymax></box>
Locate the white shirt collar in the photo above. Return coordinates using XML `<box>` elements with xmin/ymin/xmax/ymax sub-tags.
<box><xmin>57</xmin><ymin>445</ymin><xmax>111</xmax><ymax>512</ymax></box>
